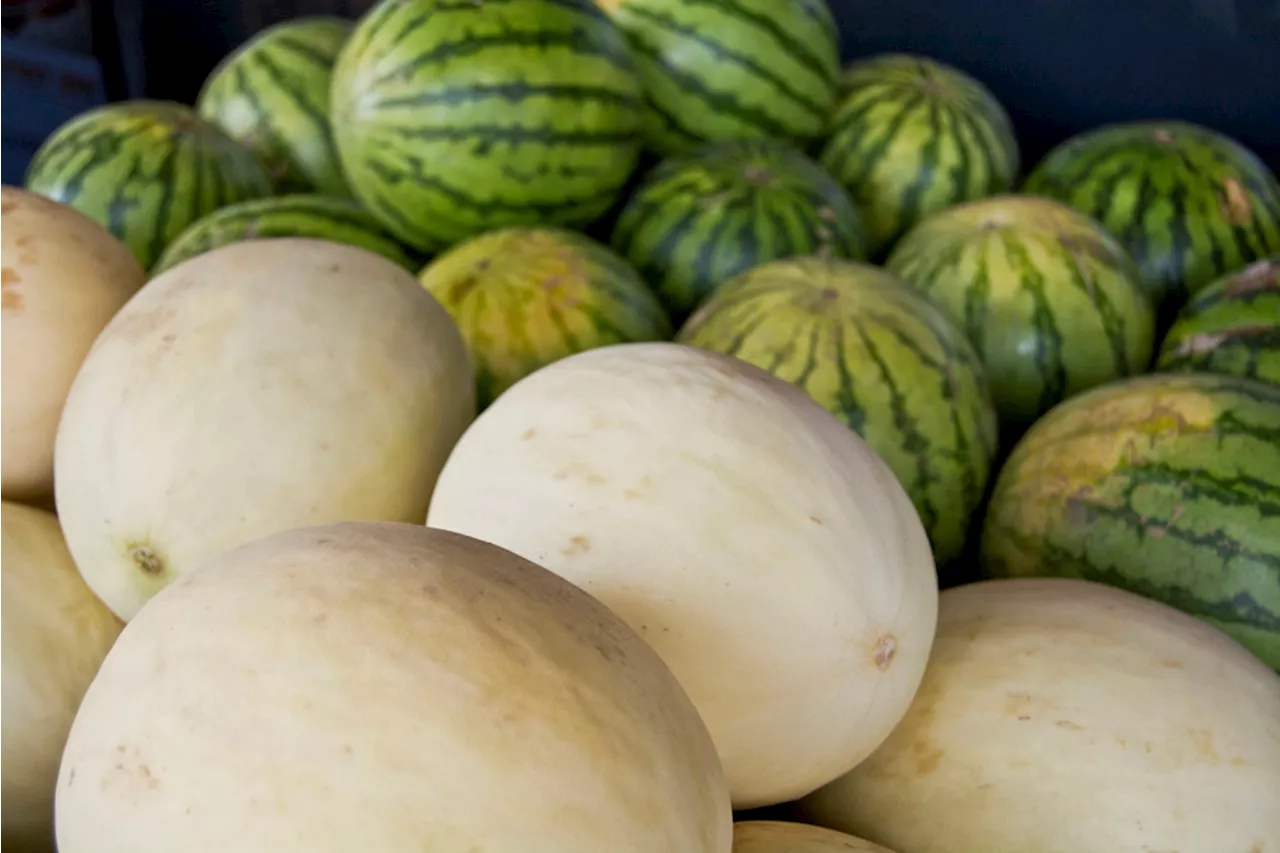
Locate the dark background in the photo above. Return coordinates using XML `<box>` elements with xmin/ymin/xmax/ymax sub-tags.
<box><xmin>6</xmin><ymin>0</ymin><xmax>1280</xmax><ymax>171</ymax></box>
<box><xmin>111</xmin><ymin>0</ymin><xmax>1280</xmax><ymax>170</ymax></box>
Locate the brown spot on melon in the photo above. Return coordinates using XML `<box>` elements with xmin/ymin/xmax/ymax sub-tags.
<box><xmin>1</xmin><ymin>268</ymin><xmax>21</xmax><ymax>310</ymax></box>
<box><xmin>561</xmin><ymin>536</ymin><xmax>590</xmax><ymax>556</ymax></box>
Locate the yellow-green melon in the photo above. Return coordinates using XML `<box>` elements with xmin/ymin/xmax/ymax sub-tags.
<box><xmin>53</xmin><ymin>238</ymin><xmax>475</xmax><ymax>620</ymax></box>
<box><xmin>427</xmin><ymin>342</ymin><xmax>939</xmax><ymax>809</ymax></box>
<box><xmin>1</xmin><ymin>187</ymin><xmax>144</xmax><ymax>502</ymax></box>
<box><xmin>2</xmin><ymin>502</ymin><xmax>122</xmax><ymax>852</ymax></box>
<box><xmin>797</xmin><ymin>578</ymin><xmax>1280</xmax><ymax>853</ymax></box>
<box><xmin>54</xmin><ymin>522</ymin><xmax>732</xmax><ymax>852</ymax></box>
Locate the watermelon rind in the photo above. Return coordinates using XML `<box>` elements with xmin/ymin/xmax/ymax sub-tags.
<box><xmin>419</xmin><ymin>226</ymin><xmax>671</xmax><ymax>409</ymax></box>
<box><xmin>886</xmin><ymin>194</ymin><xmax>1156</xmax><ymax>424</ymax></box>
<box><xmin>678</xmin><ymin>256</ymin><xmax>998</xmax><ymax>566</ymax></box>
<box><xmin>197</xmin><ymin>16</ymin><xmax>354</xmax><ymax>196</ymax></box>
<box><xmin>151</xmin><ymin>195</ymin><xmax>423</xmax><ymax>275</ymax></box>
<box><xmin>1155</xmin><ymin>256</ymin><xmax>1280</xmax><ymax>386</ymax></box>
<box><xmin>24</xmin><ymin>100</ymin><xmax>273</xmax><ymax>271</ymax></box>
<box><xmin>819</xmin><ymin>53</ymin><xmax>1020</xmax><ymax>258</ymax></box>
<box><xmin>611</xmin><ymin>137</ymin><xmax>866</xmax><ymax>322</ymax></box>
<box><xmin>1023</xmin><ymin>120</ymin><xmax>1280</xmax><ymax>313</ymax></box>
<box><xmin>597</xmin><ymin>0</ymin><xmax>841</xmax><ymax>155</ymax></box>
<box><xmin>981</xmin><ymin>371</ymin><xmax>1280</xmax><ymax>670</ymax></box>
<box><xmin>330</xmin><ymin>0</ymin><xmax>645</xmax><ymax>254</ymax></box>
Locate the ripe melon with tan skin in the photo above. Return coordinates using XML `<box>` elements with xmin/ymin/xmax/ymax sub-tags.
<box><xmin>732</xmin><ymin>821</ymin><xmax>896</xmax><ymax>853</ymax></box>
<box><xmin>426</xmin><ymin>342</ymin><xmax>939</xmax><ymax>809</ymax></box>
<box><xmin>796</xmin><ymin>578</ymin><xmax>1280</xmax><ymax>853</ymax></box>
<box><xmin>2</xmin><ymin>501</ymin><xmax>123</xmax><ymax>852</ymax></box>
<box><xmin>1</xmin><ymin>186</ymin><xmax>144</xmax><ymax>503</ymax></box>
<box><xmin>54</xmin><ymin>238</ymin><xmax>474</xmax><ymax>621</ymax></box>
<box><xmin>54</xmin><ymin>522</ymin><xmax>732</xmax><ymax>853</ymax></box>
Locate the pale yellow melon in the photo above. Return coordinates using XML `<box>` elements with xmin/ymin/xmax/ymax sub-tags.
<box><xmin>797</xmin><ymin>578</ymin><xmax>1280</xmax><ymax>853</ymax></box>
<box><xmin>2</xmin><ymin>501</ymin><xmax>123</xmax><ymax>852</ymax></box>
<box><xmin>1</xmin><ymin>187</ymin><xmax>144</xmax><ymax>502</ymax></box>
<box><xmin>733</xmin><ymin>821</ymin><xmax>895</xmax><ymax>853</ymax></box>
<box><xmin>53</xmin><ymin>238</ymin><xmax>474</xmax><ymax>620</ymax></box>
<box><xmin>54</xmin><ymin>522</ymin><xmax>732</xmax><ymax>853</ymax></box>
<box><xmin>426</xmin><ymin>342</ymin><xmax>938</xmax><ymax>809</ymax></box>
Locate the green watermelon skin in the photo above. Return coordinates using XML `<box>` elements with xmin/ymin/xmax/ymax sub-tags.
<box><xmin>1156</xmin><ymin>256</ymin><xmax>1280</xmax><ymax>385</ymax></box>
<box><xmin>24</xmin><ymin>101</ymin><xmax>272</xmax><ymax>271</ymax></box>
<box><xmin>886</xmin><ymin>195</ymin><xmax>1156</xmax><ymax>424</ymax></box>
<box><xmin>611</xmin><ymin>138</ymin><xmax>866</xmax><ymax>321</ymax></box>
<box><xmin>197</xmin><ymin>16</ymin><xmax>353</xmax><ymax>196</ymax></box>
<box><xmin>151</xmin><ymin>195</ymin><xmax>423</xmax><ymax>275</ymax></box>
<box><xmin>1023</xmin><ymin>121</ymin><xmax>1280</xmax><ymax>312</ymax></box>
<box><xmin>598</xmin><ymin>0</ymin><xmax>840</xmax><ymax>155</ymax></box>
<box><xmin>981</xmin><ymin>372</ymin><xmax>1280</xmax><ymax>670</ymax></box>
<box><xmin>419</xmin><ymin>227</ymin><xmax>671</xmax><ymax>409</ymax></box>
<box><xmin>330</xmin><ymin>0</ymin><xmax>644</xmax><ymax>254</ymax></box>
<box><xmin>819</xmin><ymin>53</ymin><xmax>1020</xmax><ymax>258</ymax></box>
<box><xmin>678</xmin><ymin>257</ymin><xmax>998</xmax><ymax>566</ymax></box>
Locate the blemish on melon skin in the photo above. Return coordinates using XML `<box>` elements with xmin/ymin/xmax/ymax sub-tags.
<box><xmin>1</xmin><ymin>268</ymin><xmax>22</xmax><ymax>311</ymax></box>
<box><xmin>872</xmin><ymin>634</ymin><xmax>897</xmax><ymax>670</ymax></box>
<box><xmin>561</xmin><ymin>536</ymin><xmax>590</xmax><ymax>556</ymax></box>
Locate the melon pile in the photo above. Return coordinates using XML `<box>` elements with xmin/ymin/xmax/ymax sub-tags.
<box><xmin>4</xmin><ymin>0</ymin><xmax>1280</xmax><ymax>851</ymax></box>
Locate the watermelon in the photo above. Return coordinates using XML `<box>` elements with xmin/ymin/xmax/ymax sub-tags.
<box><xmin>1023</xmin><ymin>121</ymin><xmax>1280</xmax><ymax>312</ymax></box>
<box><xmin>678</xmin><ymin>256</ymin><xmax>998</xmax><ymax>566</ymax></box>
<box><xmin>611</xmin><ymin>138</ymin><xmax>866</xmax><ymax>321</ymax></box>
<box><xmin>819</xmin><ymin>53</ymin><xmax>1020</xmax><ymax>258</ymax></box>
<box><xmin>197</xmin><ymin>16</ymin><xmax>353</xmax><ymax>196</ymax></box>
<box><xmin>330</xmin><ymin>0</ymin><xmax>644</xmax><ymax>254</ymax></box>
<box><xmin>24</xmin><ymin>100</ymin><xmax>272</xmax><ymax>271</ymax></box>
<box><xmin>980</xmin><ymin>372</ymin><xmax>1280</xmax><ymax>670</ymax></box>
<box><xmin>151</xmin><ymin>195</ymin><xmax>423</xmax><ymax>275</ymax></box>
<box><xmin>885</xmin><ymin>194</ymin><xmax>1156</xmax><ymax>424</ymax></box>
<box><xmin>1155</xmin><ymin>256</ymin><xmax>1279</xmax><ymax>385</ymax></box>
<box><xmin>418</xmin><ymin>226</ymin><xmax>671</xmax><ymax>408</ymax></box>
<box><xmin>597</xmin><ymin>0</ymin><xmax>840</xmax><ymax>155</ymax></box>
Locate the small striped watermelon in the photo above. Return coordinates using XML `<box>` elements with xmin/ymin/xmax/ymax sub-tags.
<box><xmin>24</xmin><ymin>101</ymin><xmax>272</xmax><ymax>271</ymax></box>
<box><xmin>611</xmin><ymin>138</ymin><xmax>866</xmax><ymax>321</ymax></box>
<box><xmin>330</xmin><ymin>0</ymin><xmax>644</xmax><ymax>253</ymax></box>
<box><xmin>598</xmin><ymin>0</ymin><xmax>840</xmax><ymax>154</ymax></box>
<box><xmin>819</xmin><ymin>53</ymin><xmax>1020</xmax><ymax>258</ymax></box>
<box><xmin>980</xmin><ymin>372</ymin><xmax>1280</xmax><ymax>669</ymax></box>
<box><xmin>151</xmin><ymin>195</ymin><xmax>422</xmax><ymax>275</ymax></box>
<box><xmin>1156</xmin><ymin>256</ymin><xmax>1279</xmax><ymax>385</ymax></box>
<box><xmin>418</xmin><ymin>227</ymin><xmax>671</xmax><ymax>409</ymax></box>
<box><xmin>885</xmin><ymin>195</ymin><xmax>1156</xmax><ymax>424</ymax></box>
<box><xmin>1023</xmin><ymin>121</ymin><xmax>1280</xmax><ymax>312</ymax></box>
<box><xmin>197</xmin><ymin>16</ymin><xmax>353</xmax><ymax>196</ymax></box>
<box><xmin>678</xmin><ymin>257</ymin><xmax>998</xmax><ymax>565</ymax></box>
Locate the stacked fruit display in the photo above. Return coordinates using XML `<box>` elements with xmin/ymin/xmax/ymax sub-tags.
<box><xmin>3</xmin><ymin>1</ymin><xmax>1279</xmax><ymax>852</ymax></box>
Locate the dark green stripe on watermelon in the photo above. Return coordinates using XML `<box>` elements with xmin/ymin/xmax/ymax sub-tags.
<box><xmin>24</xmin><ymin>100</ymin><xmax>272</xmax><ymax>271</ymax></box>
<box><xmin>885</xmin><ymin>195</ymin><xmax>1156</xmax><ymax>425</ymax></box>
<box><xmin>678</xmin><ymin>256</ymin><xmax>998</xmax><ymax>566</ymax></box>
<box><xmin>611</xmin><ymin>137</ymin><xmax>866</xmax><ymax>322</ymax></box>
<box><xmin>330</xmin><ymin>0</ymin><xmax>644</xmax><ymax>253</ymax></box>
<box><xmin>151</xmin><ymin>194</ymin><xmax>424</xmax><ymax>275</ymax></box>
<box><xmin>818</xmin><ymin>53</ymin><xmax>1020</xmax><ymax>258</ymax></box>
<box><xmin>1023</xmin><ymin>121</ymin><xmax>1280</xmax><ymax>315</ymax></box>
<box><xmin>599</xmin><ymin>0</ymin><xmax>839</xmax><ymax>155</ymax></box>
<box><xmin>981</xmin><ymin>372</ymin><xmax>1280</xmax><ymax>670</ymax></box>
<box><xmin>1155</xmin><ymin>255</ymin><xmax>1279</xmax><ymax>385</ymax></box>
<box><xmin>197</xmin><ymin>16</ymin><xmax>353</xmax><ymax>196</ymax></box>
